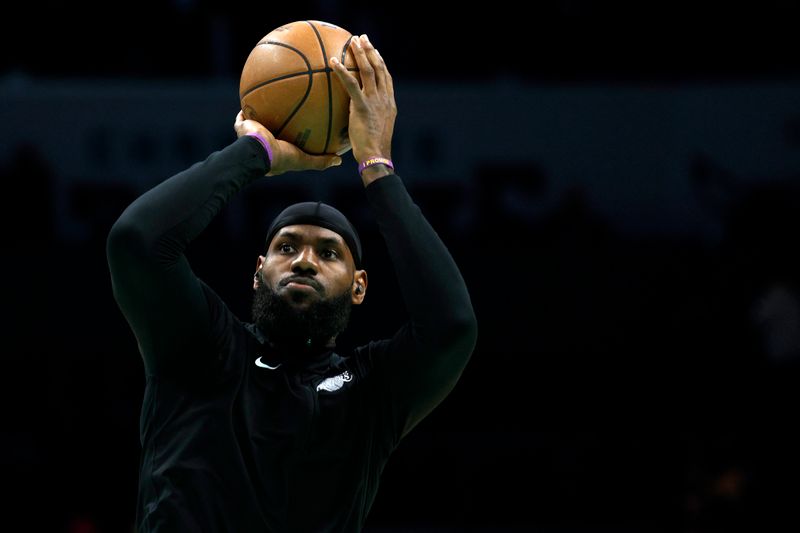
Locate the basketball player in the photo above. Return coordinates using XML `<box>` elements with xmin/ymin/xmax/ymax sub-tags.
<box><xmin>107</xmin><ymin>34</ymin><xmax>477</xmax><ymax>532</ymax></box>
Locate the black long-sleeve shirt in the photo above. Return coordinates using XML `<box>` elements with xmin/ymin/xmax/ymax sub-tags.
<box><xmin>106</xmin><ymin>136</ymin><xmax>477</xmax><ymax>532</ymax></box>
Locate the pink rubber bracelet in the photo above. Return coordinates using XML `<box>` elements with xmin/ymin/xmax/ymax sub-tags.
<box><xmin>245</xmin><ymin>132</ymin><xmax>273</xmax><ymax>166</ymax></box>
<box><xmin>358</xmin><ymin>157</ymin><xmax>394</xmax><ymax>175</ymax></box>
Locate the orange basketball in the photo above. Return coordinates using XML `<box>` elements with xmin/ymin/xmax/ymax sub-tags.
<box><xmin>239</xmin><ymin>20</ymin><xmax>359</xmax><ymax>155</ymax></box>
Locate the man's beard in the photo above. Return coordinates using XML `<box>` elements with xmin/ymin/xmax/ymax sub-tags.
<box><xmin>252</xmin><ymin>278</ymin><xmax>352</xmax><ymax>350</ymax></box>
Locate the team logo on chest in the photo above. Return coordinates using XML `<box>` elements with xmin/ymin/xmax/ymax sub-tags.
<box><xmin>316</xmin><ymin>370</ymin><xmax>353</xmax><ymax>392</ymax></box>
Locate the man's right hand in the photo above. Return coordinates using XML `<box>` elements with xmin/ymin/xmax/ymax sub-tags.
<box><xmin>234</xmin><ymin>111</ymin><xmax>342</xmax><ymax>176</ymax></box>
<box><xmin>330</xmin><ymin>34</ymin><xmax>397</xmax><ymax>185</ymax></box>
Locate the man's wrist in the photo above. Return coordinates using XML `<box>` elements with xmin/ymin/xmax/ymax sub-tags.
<box><xmin>360</xmin><ymin>163</ymin><xmax>392</xmax><ymax>185</ymax></box>
<box><xmin>358</xmin><ymin>156</ymin><xmax>393</xmax><ymax>186</ymax></box>
<box><xmin>244</xmin><ymin>131</ymin><xmax>273</xmax><ymax>168</ymax></box>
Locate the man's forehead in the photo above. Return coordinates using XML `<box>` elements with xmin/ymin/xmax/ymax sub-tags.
<box><xmin>273</xmin><ymin>224</ymin><xmax>345</xmax><ymax>244</ymax></box>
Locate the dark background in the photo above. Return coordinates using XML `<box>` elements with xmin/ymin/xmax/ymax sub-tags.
<box><xmin>3</xmin><ymin>1</ymin><xmax>800</xmax><ymax>531</ymax></box>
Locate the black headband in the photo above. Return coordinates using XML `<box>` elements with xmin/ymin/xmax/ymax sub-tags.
<box><xmin>264</xmin><ymin>201</ymin><xmax>362</xmax><ymax>267</ymax></box>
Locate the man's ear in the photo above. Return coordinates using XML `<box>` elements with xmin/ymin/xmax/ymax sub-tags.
<box><xmin>352</xmin><ymin>269</ymin><xmax>368</xmax><ymax>305</ymax></box>
<box><xmin>253</xmin><ymin>255</ymin><xmax>266</xmax><ymax>290</ymax></box>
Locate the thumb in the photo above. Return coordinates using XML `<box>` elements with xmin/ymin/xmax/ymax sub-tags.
<box><xmin>267</xmin><ymin>140</ymin><xmax>343</xmax><ymax>176</ymax></box>
<box><xmin>301</xmin><ymin>153</ymin><xmax>343</xmax><ymax>171</ymax></box>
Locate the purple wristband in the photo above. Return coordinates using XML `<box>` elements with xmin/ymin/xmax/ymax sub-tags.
<box><xmin>358</xmin><ymin>157</ymin><xmax>394</xmax><ymax>175</ymax></box>
<box><xmin>245</xmin><ymin>132</ymin><xmax>273</xmax><ymax>166</ymax></box>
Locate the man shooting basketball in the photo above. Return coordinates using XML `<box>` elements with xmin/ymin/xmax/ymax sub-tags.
<box><xmin>106</xmin><ymin>33</ymin><xmax>477</xmax><ymax>532</ymax></box>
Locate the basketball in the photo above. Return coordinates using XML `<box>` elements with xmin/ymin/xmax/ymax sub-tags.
<box><xmin>239</xmin><ymin>20</ymin><xmax>359</xmax><ymax>156</ymax></box>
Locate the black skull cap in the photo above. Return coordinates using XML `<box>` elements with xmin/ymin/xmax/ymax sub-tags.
<box><xmin>264</xmin><ymin>201</ymin><xmax>362</xmax><ymax>267</ymax></box>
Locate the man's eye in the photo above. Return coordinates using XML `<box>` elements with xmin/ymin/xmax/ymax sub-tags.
<box><xmin>279</xmin><ymin>243</ymin><xmax>294</xmax><ymax>253</ymax></box>
<box><xmin>321</xmin><ymin>249</ymin><xmax>339</xmax><ymax>259</ymax></box>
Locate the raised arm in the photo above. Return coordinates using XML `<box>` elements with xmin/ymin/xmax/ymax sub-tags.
<box><xmin>106</xmin><ymin>117</ymin><xmax>339</xmax><ymax>376</ymax></box>
<box><xmin>332</xmin><ymin>36</ymin><xmax>478</xmax><ymax>437</ymax></box>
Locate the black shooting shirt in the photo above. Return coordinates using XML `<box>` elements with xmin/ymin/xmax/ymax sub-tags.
<box><xmin>106</xmin><ymin>136</ymin><xmax>477</xmax><ymax>532</ymax></box>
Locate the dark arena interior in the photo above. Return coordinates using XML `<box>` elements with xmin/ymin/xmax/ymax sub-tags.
<box><xmin>2</xmin><ymin>1</ymin><xmax>799</xmax><ymax>531</ymax></box>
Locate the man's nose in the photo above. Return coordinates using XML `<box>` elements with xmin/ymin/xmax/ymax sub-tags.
<box><xmin>291</xmin><ymin>246</ymin><xmax>318</xmax><ymax>273</ymax></box>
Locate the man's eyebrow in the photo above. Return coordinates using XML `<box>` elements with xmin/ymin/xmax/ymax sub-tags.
<box><xmin>275</xmin><ymin>230</ymin><xmax>300</xmax><ymax>241</ymax></box>
<box><xmin>316</xmin><ymin>236</ymin><xmax>345</xmax><ymax>248</ymax></box>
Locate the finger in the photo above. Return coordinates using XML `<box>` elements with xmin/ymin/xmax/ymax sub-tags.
<box><xmin>330</xmin><ymin>56</ymin><xmax>363</xmax><ymax>102</ymax></box>
<box><xmin>350</xmin><ymin>35</ymin><xmax>376</xmax><ymax>95</ymax></box>
<box><xmin>361</xmin><ymin>35</ymin><xmax>386</xmax><ymax>92</ymax></box>
<box><xmin>378</xmin><ymin>50</ymin><xmax>395</xmax><ymax>101</ymax></box>
<box><xmin>234</xmin><ymin>110</ymin><xmax>245</xmax><ymax>136</ymax></box>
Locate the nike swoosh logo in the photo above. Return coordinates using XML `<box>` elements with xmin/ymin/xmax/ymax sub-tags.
<box><xmin>254</xmin><ymin>357</ymin><xmax>282</xmax><ymax>370</ymax></box>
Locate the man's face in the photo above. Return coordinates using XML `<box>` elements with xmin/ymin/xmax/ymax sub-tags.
<box><xmin>260</xmin><ymin>224</ymin><xmax>357</xmax><ymax>306</ymax></box>
<box><xmin>252</xmin><ymin>224</ymin><xmax>366</xmax><ymax>348</ymax></box>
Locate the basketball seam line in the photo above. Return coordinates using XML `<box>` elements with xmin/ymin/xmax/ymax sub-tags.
<box><xmin>306</xmin><ymin>21</ymin><xmax>333</xmax><ymax>154</ymax></box>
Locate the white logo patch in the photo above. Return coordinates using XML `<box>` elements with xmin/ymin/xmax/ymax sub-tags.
<box><xmin>316</xmin><ymin>371</ymin><xmax>353</xmax><ymax>392</ymax></box>
<box><xmin>254</xmin><ymin>357</ymin><xmax>282</xmax><ymax>370</ymax></box>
